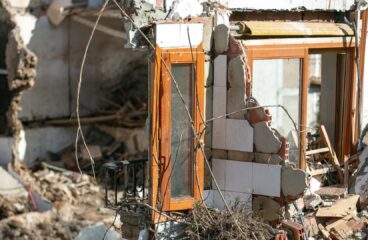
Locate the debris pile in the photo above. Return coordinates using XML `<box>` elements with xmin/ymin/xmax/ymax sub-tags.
<box><xmin>278</xmin><ymin>144</ymin><xmax>368</xmax><ymax>239</ymax></box>
<box><xmin>0</xmin><ymin>164</ymin><xmax>121</xmax><ymax>240</ymax></box>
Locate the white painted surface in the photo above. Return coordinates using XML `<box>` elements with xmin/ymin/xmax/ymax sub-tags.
<box><xmin>213</xmin><ymin>86</ymin><xmax>226</xmax><ymax>116</ymax></box>
<box><xmin>156</xmin><ymin>24</ymin><xmax>203</xmax><ymax>48</ymax></box>
<box><xmin>252</xmin><ymin>163</ymin><xmax>281</xmax><ymax>197</ymax></box>
<box><xmin>24</xmin><ymin>127</ymin><xmax>77</xmax><ymax>166</ymax></box>
<box><xmin>225</xmin><ymin>119</ymin><xmax>253</xmax><ymax>152</ymax></box>
<box><xmin>212</xmin><ymin>118</ymin><xmax>226</xmax><ymax>149</ymax></box>
<box><xmin>225</xmin><ymin>160</ymin><xmax>253</xmax><ymax>192</ymax></box>
<box><xmin>14</xmin><ymin>14</ymin><xmax>37</xmax><ymax>45</ymax></box>
<box><xmin>212</xmin><ymin>159</ymin><xmax>281</xmax><ymax>197</ymax></box>
<box><xmin>214</xmin><ymin>55</ymin><xmax>227</xmax><ymax>87</ymax></box>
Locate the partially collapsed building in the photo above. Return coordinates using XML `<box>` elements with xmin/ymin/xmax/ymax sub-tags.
<box><xmin>1</xmin><ymin>0</ymin><xmax>368</xmax><ymax>239</ymax></box>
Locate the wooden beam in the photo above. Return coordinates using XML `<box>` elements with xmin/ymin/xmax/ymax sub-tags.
<box><xmin>320</xmin><ymin>125</ymin><xmax>344</xmax><ymax>183</ymax></box>
<box><xmin>306</xmin><ymin>147</ymin><xmax>329</xmax><ymax>156</ymax></box>
<box><xmin>310</xmin><ymin>167</ymin><xmax>336</xmax><ymax>176</ymax></box>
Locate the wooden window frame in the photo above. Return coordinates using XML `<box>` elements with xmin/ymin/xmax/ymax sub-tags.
<box><xmin>149</xmin><ymin>45</ymin><xmax>205</xmax><ymax>222</ymax></box>
<box><xmin>244</xmin><ymin>39</ymin><xmax>357</xmax><ymax>170</ymax></box>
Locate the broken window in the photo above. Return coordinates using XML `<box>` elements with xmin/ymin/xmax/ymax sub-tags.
<box><xmin>150</xmin><ymin>46</ymin><xmax>205</xmax><ymax>216</ymax></box>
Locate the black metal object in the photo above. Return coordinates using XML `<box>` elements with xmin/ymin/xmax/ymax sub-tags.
<box><xmin>102</xmin><ymin>157</ymin><xmax>148</xmax><ymax>209</ymax></box>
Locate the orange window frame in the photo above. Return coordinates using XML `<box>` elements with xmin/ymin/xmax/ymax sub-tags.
<box><xmin>244</xmin><ymin>40</ymin><xmax>357</xmax><ymax>170</ymax></box>
<box><xmin>149</xmin><ymin>45</ymin><xmax>205</xmax><ymax>222</ymax></box>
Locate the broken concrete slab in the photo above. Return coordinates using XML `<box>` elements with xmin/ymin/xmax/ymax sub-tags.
<box><xmin>281</xmin><ymin>166</ymin><xmax>308</xmax><ymax>198</ymax></box>
<box><xmin>214</xmin><ymin>24</ymin><xmax>229</xmax><ymax>54</ymax></box>
<box><xmin>0</xmin><ymin>167</ymin><xmax>26</xmax><ymax>197</ymax></box>
<box><xmin>75</xmin><ymin>222</ymin><xmax>118</xmax><ymax>240</ymax></box>
<box><xmin>253</xmin><ymin>196</ymin><xmax>281</xmax><ymax>222</ymax></box>
<box><xmin>253</xmin><ymin>121</ymin><xmax>282</xmax><ymax>154</ymax></box>
<box><xmin>316</xmin><ymin>195</ymin><xmax>359</xmax><ymax>218</ymax></box>
<box><xmin>254</xmin><ymin>152</ymin><xmax>282</xmax><ymax>165</ymax></box>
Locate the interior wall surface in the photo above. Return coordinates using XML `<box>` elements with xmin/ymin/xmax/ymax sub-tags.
<box><xmin>17</xmin><ymin>14</ymin><xmax>147</xmax><ymax>121</ymax></box>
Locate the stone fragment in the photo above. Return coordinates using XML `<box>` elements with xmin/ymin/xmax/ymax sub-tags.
<box><xmin>281</xmin><ymin>166</ymin><xmax>308</xmax><ymax>198</ymax></box>
<box><xmin>253</xmin><ymin>121</ymin><xmax>282</xmax><ymax>153</ymax></box>
<box><xmin>254</xmin><ymin>152</ymin><xmax>282</xmax><ymax>165</ymax></box>
<box><xmin>214</xmin><ymin>24</ymin><xmax>229</xmax><ymax>54</ymax></box>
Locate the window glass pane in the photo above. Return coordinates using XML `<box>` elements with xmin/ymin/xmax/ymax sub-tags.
<box><xmin>170</xmin><ymin>64</ymin><xmax>193</xmax><ymax>198</ymax></box>
<box><xmin>252</xmin><ymin>58</ymin><xmax>301</xmax><ymax>165</ymax></box>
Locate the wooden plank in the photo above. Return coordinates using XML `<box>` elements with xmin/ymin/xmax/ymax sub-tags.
<box><xmin>316</xmin><ymin>195</ymin><xmax>359</xmax><ymax>218</ymax></box>
<box><xmin>300</xmin><ymin>48</ymin><xmax>308</xmax><ymax>170</ymax></box>
<box><xmin>306</xmin><ymin>147</ymin><xmax>329</xmax><ymax>156</ymax></box>
<box><xmin>310</xmin><ymin>167</ymin><xmax>336</xmax><ymax>176</ymax></box>
<box><xmin>319</xmin><ymin>125</ymin><xmax>344</xmax><ymax>183</ymax></box>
